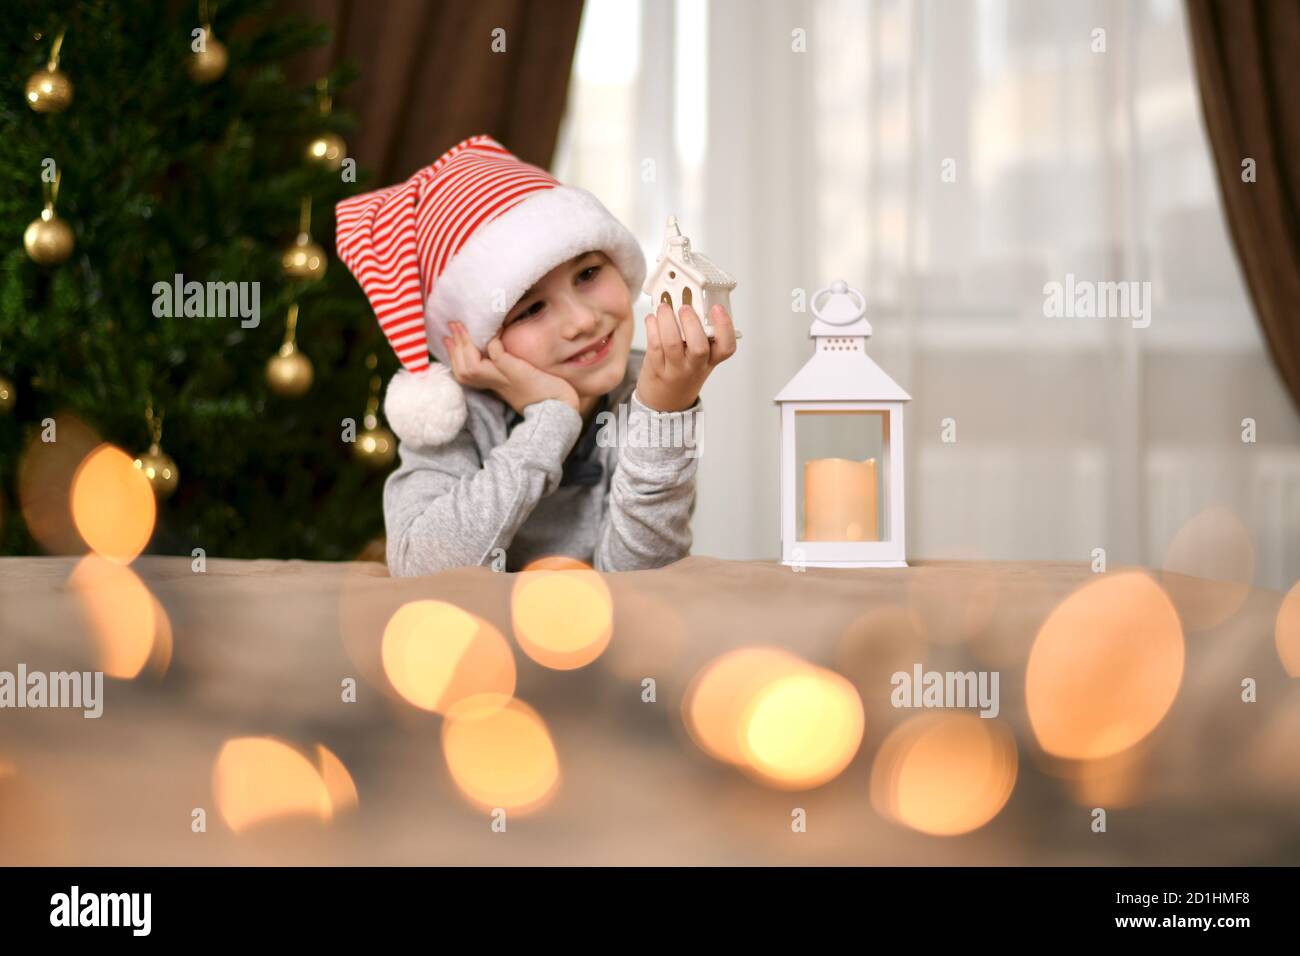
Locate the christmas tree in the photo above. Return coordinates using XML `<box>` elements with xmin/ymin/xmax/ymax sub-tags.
<box><xmin>0</xmin><ymin>0</ymin><xmax>395</xmax><ymax>561</ymax></box>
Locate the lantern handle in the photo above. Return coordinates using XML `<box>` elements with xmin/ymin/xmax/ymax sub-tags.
<box><xmin>810</xmin><ymin>279</ymin><xmax>866</xmax><ymax>326</ymax></box>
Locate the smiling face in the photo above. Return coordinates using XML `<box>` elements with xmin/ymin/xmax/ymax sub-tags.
<box><xmin>498</xmin><ymin>250</ymin><xmax>635</xmax><ymax>399</ymax></box>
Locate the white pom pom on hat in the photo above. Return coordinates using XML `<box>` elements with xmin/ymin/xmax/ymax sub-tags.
<box><xmin>335</xmin><ymin>134</ymin><xmax>646</xmax><ymax>446</ymax></box>
<box><xmin>382</xmin><ymin>363</ymin><xmax>468</xmax><ymax>448</ymax></box>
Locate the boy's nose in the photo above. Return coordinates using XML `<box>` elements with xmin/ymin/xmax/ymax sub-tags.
<box><xmin>559</xmin><ymin>302</ymin><xmax>604</xmax><ymax>338</ymax></box>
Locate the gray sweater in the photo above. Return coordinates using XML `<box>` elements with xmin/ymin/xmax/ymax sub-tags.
<box><xmin>383</xmin><ymin>348</ymin><xmax>703</xmax><ymax>576</ymax></box>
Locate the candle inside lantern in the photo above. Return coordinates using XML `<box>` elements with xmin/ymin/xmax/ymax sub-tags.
<box><xmin>804</xmin><ymin>457</ymin><xmax>877</xmax><ymax>541</ymax></box>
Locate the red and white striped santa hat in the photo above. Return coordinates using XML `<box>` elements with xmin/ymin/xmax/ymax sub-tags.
<box><xmin>335</xmin><ymin>134</ymin><xmax>646</xmax><ymax>446</ymax></box>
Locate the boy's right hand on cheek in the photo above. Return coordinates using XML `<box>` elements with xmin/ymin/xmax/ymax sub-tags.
<box><xmin>443</xmin><ymin>321</ymin><xmax>580</xmax><ymax>417</ymax></box>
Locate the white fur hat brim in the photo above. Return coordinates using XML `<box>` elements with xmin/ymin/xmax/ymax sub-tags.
<box><xmin>383</xmin><ymin>363</ymin><xmax>468</xmax><ymax>447</ymax></box>
<box><xmin>424</xmin><ymin>185</ymin><xmax>646</xmax><ymax>367</ymax></box>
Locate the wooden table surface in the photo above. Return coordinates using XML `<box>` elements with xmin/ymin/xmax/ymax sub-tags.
<box><xmin>1</xmin><ymin>554</ymin><xmax>1296</xmax><ymax>865</ymax></box>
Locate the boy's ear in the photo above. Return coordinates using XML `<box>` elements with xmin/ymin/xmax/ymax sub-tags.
<box><xmin>384</xmin><ymin>363</ymin><xmax>468</xmax><ymax>447</ymax></box>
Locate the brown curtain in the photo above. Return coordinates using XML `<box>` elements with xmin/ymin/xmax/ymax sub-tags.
<box><xmin>283</xmin><ymin>0</ymin><xmax>586</xmax><ymax>180</ymax></box>
<box><xmin>1186</xmin><ymin>0</ymin><xmax>1300</xmax><ymax>418</ymax></box>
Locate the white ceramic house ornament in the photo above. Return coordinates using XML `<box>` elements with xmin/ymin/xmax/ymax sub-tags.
<box><xmin>643</xmin><ymin>216</ymin><xmax>743</xmax><ymax>340</ymax></box>
<box><xmin>774</xmin><ymin>279</ymin><xmax>910</xmax><ymax>568</ymax></box>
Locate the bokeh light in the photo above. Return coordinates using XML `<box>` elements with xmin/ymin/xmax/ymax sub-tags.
<box><xmin>1161</xmin><ymin>505</ymin><xmax>1254</xmax><ymax>631</ymax></box>
<box><xmin>18</xmin><ymin>412</ymin><xmax>102</xmax><ymax>554</ymax></box>
<box><xmin>739</xmin><ymin>668</ymin><xmax>864</xmax><ymax>789</ymax></box>
<box><xmin>316</xmin><ymin>743</ymin><xmax>359</xmax><ymax>815</ymax></box>
<box><xmin>1026</xmin><ymin>571</ymin><xmax>1183</xmax><ymax>761</ymax></box>
<box><xmin>441</xmin><ymin>696</ymin><xmax>559</xmax><ymax>815</ymax></box>
<box><xmin>67</xmin><ymin>554</ymin><xmax>171</xmax><ymax>679</ymax></box>
<box><xmin>70</xmin><ymin>444</ymin><xmax>156</xmax><ymax>563</ymax></box>
<box><xmin>521</xmin><ymin>555</ymin><xmax>592</xmax><ymax>572</ymax></box>
<box><xmin>147</xmin><ymin>595</ymin><xmax>174</xmax><ymax>677</ymax></box>
<box><xmin>213</xmin><ymin>736</ymin><xmax>355</xmax><ymax>833</ymax></box>
<box><xmin>1275</xmin><ymin>580</ymin><xmax>1300</xmax><ymax>677</ymax></box>
<box><xmin>381</xmin><ymin>600</ymin><xmax>515</xmax><ymax>716</ymax></box>
<box><xmin>684</xmin><ymin>648</ymin><xmax>813</xmax><ymax>767</ymax></box>
<box><xmin>510</xmin><ymin>566</ymin><xmax>613</xmax><ymax>670</ymax></box>
<box><xmin>871</xmin><ymin>713</ymin><xmax>1018</xmax><ymax>836</ymax></box>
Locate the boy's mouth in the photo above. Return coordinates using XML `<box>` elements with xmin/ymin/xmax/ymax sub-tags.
<box><xmin>564</xmin><ymin>334</ymin><xmax>613</xmax><ymax>366</ymax></box>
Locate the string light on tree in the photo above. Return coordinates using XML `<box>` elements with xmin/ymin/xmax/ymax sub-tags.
<box><xmin>24</xmin><ymin>168</ymin><xmax>75</xmax><ymax>266</ymax></box>
<box><xmin>0</xmin><ymin>359</ymin><xmax>13</xmax><ymax>416</ymax></box>
<box><xmin>26</xmin><ymin>29</ymin><xmax>73</xmax><ymax>113</ymax></box>
<box><xmin>353</xmin><ymin>354</ymin><xmax>396</xmax><ymax>468</ymax></box>
<box><xmin>281</xmin><ymin>197</ymin><xmax>327</xmax><ymax>281</ymax></box>
<box><xmin>188</xmin><ymin>1</ymin><xmax>228</xmax><ymax>85</ymax></box>
<box><xmin>133</xmin><ymin>401</ymin><xmax>179</xmax><ymax>498</ymax></box>
<box><xmin>305</xmin><ymin>78</ymin><xmax>347</xmax><ymax>170</ymax></box>
<box><xmin>266</xmin><ymin>302</ymin><xmax>314</xmax><ymax>397</ymax></box>
<box><xmin>306</xmin><ymin>133</ymin><xmax>346</xmax><ymax>170</ymax></box>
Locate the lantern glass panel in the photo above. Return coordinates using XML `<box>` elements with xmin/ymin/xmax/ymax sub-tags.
<box><xmin>795</xmin><ymin>409</ymin><xmax>888</xmax><ymax>542</ymax></box>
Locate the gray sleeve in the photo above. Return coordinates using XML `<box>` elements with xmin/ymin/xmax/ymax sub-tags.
<box><xmin>384</xmin><ymin>398</ymin><xmax>583</xmax><ymax>576</ymax></box>
<box><xmin>593</xmin><ymin>389</ymin><xmax>703</xmax><ymax>572</ymax></box>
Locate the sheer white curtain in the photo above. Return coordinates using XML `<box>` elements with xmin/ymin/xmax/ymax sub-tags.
<box><xmin>555</xmin><ymin>0</ymin><xmax>1300</xmax><ymax>591</ymax></box>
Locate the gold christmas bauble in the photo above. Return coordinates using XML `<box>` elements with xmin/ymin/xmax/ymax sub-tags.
<box><xmin>133</xmin><ymin>442</ymin><xmax>179</xmax><ymax>498</ymax></box>
<box><xmin>266</xmin><ymin>346</ymin><xmax>314</xmax><ymax>397</ymax></box>
<box><xmin>25</xmin><ymin>68</ymin><xmax>73</xmax><ymax>112</ymax></box>
<box><xmin>188</xmin><ymin>35</ymin><xmax>229</xmax><ymax>84</ymax></box>
<box><xmin>353</xmin><ymin>425</ymin><xmax>397</xmax><ymax>468</ymax></box>
<box><xmin>0</xmin><ymin>375</ymin><xmax>14</xmax><ymax>414</ymax></box>
<box><xmin>23</xmin><ymin>211</ymin><xmax>75</xmax><ymax>265</ymax></box>
<box><xmin>281</xmin><ymin>237</ymin><xmax>327</xmax><ymax>281</ymax></box>
<box><xmin>306</xmin><ymin>133</ymin><xmax>347</xmax><ymax>170</ymax></box>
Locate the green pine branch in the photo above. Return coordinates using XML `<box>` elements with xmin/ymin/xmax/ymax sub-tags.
<box><xmin>0</xmin><ymin>0</ymin><xmax>396</xmax><ymax>561</ymax></box>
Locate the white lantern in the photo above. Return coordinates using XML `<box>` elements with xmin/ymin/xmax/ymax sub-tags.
<box><xmin>774</xmin><ymin>280</ymin><xmax>910</xmax><ymax>568</ymax></box>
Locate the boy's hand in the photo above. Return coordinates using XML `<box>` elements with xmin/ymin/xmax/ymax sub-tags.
<box><xmin>636</xmin><ymin>302</ymin><xmax>738</xmax><ymax>412</ymax></box>
<box><xmin>443</xmin><ymin>321</ymin><xmax>580</xmax><ymax>416</ymax></box>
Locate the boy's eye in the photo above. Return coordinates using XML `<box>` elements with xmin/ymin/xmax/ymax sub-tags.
<box><xmin>511</xmin><ymin>300</ymin><xmax>545</xmax><ymax>323</ymax></box>
<box><xmin>507</xmin><ymin>263</ymin><xmax>601</xmax><ymax>323</ymax></box>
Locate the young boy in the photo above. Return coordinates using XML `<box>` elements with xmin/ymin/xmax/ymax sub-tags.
<box><xmin>336</xmin><ymin>135</ymin><xmax>737</xmax><ymax>576</ymax></box>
